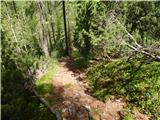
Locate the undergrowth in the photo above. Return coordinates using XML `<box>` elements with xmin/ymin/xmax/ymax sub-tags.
<box><xmin>1</xmin><ymin>58</ymin><xmax>57</xmax><ymax>120</ymax></box>
<box><xmin>87</xmin><ymin>58</ymin><xmax>160</xmax><ymax>119</ymax></box>
<box><xmin>36</xmin><ymin>59</ymin><xmax>59</xmax><ymax>103</ymax></box>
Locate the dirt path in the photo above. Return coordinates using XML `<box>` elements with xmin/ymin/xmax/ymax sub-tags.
<box><xmin>51</xmin><ymin>58</ymin><xmax>126</xmax><ymax>120</ymax></box>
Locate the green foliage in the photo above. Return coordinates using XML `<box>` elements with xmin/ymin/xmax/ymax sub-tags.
<box><xmin>2</xmin><ymin>1</ymin><xmax>160</xmax><ymax>119</ymax></box>
<box><xmin>74</xmin><ymin>57</ymin><xmax>89</xmax><ymax>69</ymax></box>
<box><xmin>36</xmin><ymin>59</ymin><xmax>59</xmax><ymax>99</ymax></box>
<box><xmin>73</xmin><ymin>1</ymin><xmax>132</xmax><ymax>59</ymax></box>
<box><xmin>74</xmin><ymin>1</ymin><xmax>99</xmax><ymax>56</ymax></box>
<box><xmin>122</xmin><ymin>111</ymin><xmax>134</xmax><ymax>120</ymax></box>
<box><xmin>87</xmin><ymin>58</ymin><xmax>160</xmax><ymax>118</ymax></box>
<box><xmin>1</xmin><ymin>61</ymin><xmax>57</xmax><ymax>120</ymax></box>
<box><xmin>121</xmin><ymin>1</ymin><xmax>160</xmax><ymax>45</ymax></box>
<box><xmin>1</xmin><ymin>1</ymin><xmax>57</xmax><ymax>119</ymax></box>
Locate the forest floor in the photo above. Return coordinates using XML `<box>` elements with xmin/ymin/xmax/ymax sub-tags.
<box><xmin>51</xmin><ymin>57</ymin><xmax>125</xmax><ymax>120</ymax></box>
<box><xmin>51</xmin><ymin>58</ymin><xmax>149</xmax><ymax>120</ymax></box>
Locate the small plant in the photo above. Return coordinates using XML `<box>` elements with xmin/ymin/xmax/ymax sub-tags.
<box><xmin>123</xmin><ymin>113</ymin><xmax>133</xmax><ymax>120</ymax></box>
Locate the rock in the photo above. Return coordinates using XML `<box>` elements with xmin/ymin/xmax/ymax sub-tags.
<box><xmin>68</xmin><ymin>104</ymin><xmax>76</xmax><ymax>116</ymax></box>
<box><xmin>85</xmin><ymin>105</ymin><xmax>91</xmax><ymax>111</ymax></box>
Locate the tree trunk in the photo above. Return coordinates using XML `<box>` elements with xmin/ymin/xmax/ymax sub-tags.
<box><xmin>38</xmin><ymin>1</ymin><xmax>49</xmax><ymax>57</ymax></box>
<box><xmin>47</xmin><ymin>2</ymin><xmax>56</xmax><ymax>46</ymax></box>
<box><xmin>42</xmin><ymin>2</ymin><xmax>53</xmax><ymax>54</ymax></box>
<box><xmin>62</xmin><ymin>1</ymin><xmax>69</xmax><ymax>56</ymax></box>
<box><xmin>67</xmin><ymin>2</ymin><xmax>71</xmax><ymax>55</ymax></box>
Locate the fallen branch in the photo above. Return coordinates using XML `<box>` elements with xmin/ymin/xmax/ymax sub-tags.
<box><xmin>90</xmin><ymin>55</ymin><xmax>112</xmax><ymax>63</ymax></box>
<box><xmin>123</xmin><ymin>41</ymin><xmax>160</xmax><ymax>61</ymax></box>
<box><xmin>31</xmin><ymin>79</ymin><xmax>62</xmax><ymax>120</ymax></box>
<box><xmin>115</xmin><ymin>17</ymin><xmax>142</xmax><ymax>48</ymax></box>
<box><xmin>111</xmin><ymin>12</ymin><xmax>160</xmax><ymax>61</ymax></box>
<box><xmin>33</xmin><ymin>89</ymin><xmax>62</xmax><ymax>120</ymax></box>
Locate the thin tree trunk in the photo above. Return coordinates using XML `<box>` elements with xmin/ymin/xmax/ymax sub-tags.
<box><xmin>68</xmin><ymin>20</ymin><xmax>71</xmax><ymax>55</ymax></box>
<box><xmin>38</xmin><ymin>1</ymin><xmax>49</xmax><ymax>57</ymax></box>
<box><xmin>41</xmin><ymin>2</ymin><xmax>53</xmax><ymax>53</ymax></box>
<box><xmin>67</xmin><ymin>2</ymin><xmax>71</xmax><ymax>55</ymax></box>
<box><xmin>46</xmin><ymin>20</ymin><xmax>53</xmax><ymax>54</ymax></box>
<box><xmin>62</xmin><ymin>1</ymin><xmax>69</xmax><ymax>55</ymax></box>
<box><xmin>47</xmin><ymin>2</ymin><xmax>56</xmax><ymax>46</ymax></box>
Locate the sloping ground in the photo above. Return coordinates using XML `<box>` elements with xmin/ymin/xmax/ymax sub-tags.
<box><xmin>51</xmin><ymin>58</ymin><xmax>150</xmax><ymax>120</ymax></box>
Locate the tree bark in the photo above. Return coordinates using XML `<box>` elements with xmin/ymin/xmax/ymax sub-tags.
<box><xmin>67</xmin><ymin>3</ymin><xmax>71</xmax><ymax>55</ymax></box>
<box><xmin>38</xmin><ymin>1</ymin><xmax>49</xmax><ymax>57</ymax></box>
<box><xmin>41</xmin><ymin>2</ymin><xmax>53</xmax><ymax>54</ymax></box>
<box><xmin>47</xmin><ymin>2</ymin><xmax>56</xmax><ymax>46</ymax></box>
<box><xmin>62</xmin><ymin>1</ymin><xmax>69</xmax><ymax>56</ymax></box>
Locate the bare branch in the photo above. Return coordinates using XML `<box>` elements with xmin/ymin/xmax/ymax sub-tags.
<box><xmin>123</xmin><ymin>41</ymin><xmax>160</xmax><ymax>61</ymax></box>
<box><xmin>111</xmin><ymin>13</ymin><xmax>160</xmax><ymax>61</ymax></box>
<box><xmin>33</xmin><ymin>89</ymin><xmax>62</xmax><ymax>120</ymax></box>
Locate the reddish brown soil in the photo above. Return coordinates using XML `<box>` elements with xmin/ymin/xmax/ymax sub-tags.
<box><xmin>51</xmin><ymin>58</ymin><xmax>149</xmax><ymax>120</ymax></box>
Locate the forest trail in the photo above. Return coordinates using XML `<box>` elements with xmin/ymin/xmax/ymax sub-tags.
<box><xmin>52</xmin><ymin>58</ymin><xmax>125</xmax><ymax>120</ymax></box>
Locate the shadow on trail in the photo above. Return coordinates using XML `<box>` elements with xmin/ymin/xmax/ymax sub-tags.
<box><xmin>51</xmin><ymin>84</ymin><xmax>93</xmax><ymax>120</ymax></box>
<box><xmin>58</xmin><ymin>57</ymin><xmax>89</xmax><ymax>81</ymax></box>
<box><xmin>50</xmin><ymin>57</ymin><xmax>96</xmax><ymax>120</ymax></box>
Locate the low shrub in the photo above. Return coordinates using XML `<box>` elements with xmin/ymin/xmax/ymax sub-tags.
<box><xmin>87</xmin><ymin>58</ymin><xmax>160</xmax><ymax>118</ymax></box>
